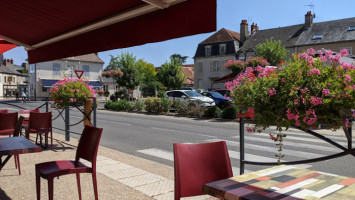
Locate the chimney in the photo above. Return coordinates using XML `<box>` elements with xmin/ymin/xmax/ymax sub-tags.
<box><xmin>240</xmin><ymin>19</ymin><xmax>249</xmax><ymax>43</ymax></box>
<box><xmin>305</xmin><ymin>11</ymin><xmax>313</xmax><ymax>27</ymax></box>
<box><xmin>251</xmin><ymin>22</ymin><xmax>259</xmax><ymax>34</ymax></box>
<box><xmin>10</xmin><ymin>58</ymin><xmax>13</xmax><ymax>64</ymax></box>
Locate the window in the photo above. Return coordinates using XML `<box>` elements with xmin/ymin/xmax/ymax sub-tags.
<box><xmin>312</xmin><ymin>34</ymin><xmax>323</xmax><ymax>40</ymax></box>
<box><xmin>13</xmin><ymin>77</ymin><xmax>15</xmax><ymax>83</ymax></box>
<box><xmin>205</xmin><ymin>46</ymin><xmax>211</xmax><ymax>56</ymax></box>
<box><xmin>213</xmin><ymin>61</ymin><xmax>220</xmax><ymax>72</ymax></box>
<box><xmin>103</xmin><ymin>85</ymin><xmax>108</xmax><ymax>92</ymax></box>
<box><xmin>340</xmin><ymin>47</ymin><xmax>352</xmax><ymax>55</ymax></box>
<box><xmin>219</xmin><ymin>44</ymin><xmax>226</xmax><ymax>54</ymax></box>
<box><xmin>8</xmin><ymin>76</ymin><xmax>12</xmax><ymax>83</ymax></box>
<box><xmin>197</xmin><ymin>62</ymin><xmax>203</xmax><ymax>72</ymax></box>
<box><xmin>82</xmin><ymin>65</ymin><xmax>89</xmax><ymax>77</ymax></box>
<box><xmin>29</xmin><ymin>64</ymin><xmax>35</xmax><ymax>73</ymax></box>
<box><xmin>348</xmin><ymin>26</ymin><xmax>355</xmax><ymax>31</ymax></box>
<box><xmin>4</xmin><ymin>76</ymin><xmax>6</xmax><ymax>83</ymax></box>
<box><xmin>53</xmin><ymin>63</ymin><xmax>60</xmax><ymax>75</ymax></box>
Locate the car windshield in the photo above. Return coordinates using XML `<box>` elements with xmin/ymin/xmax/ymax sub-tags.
<box><xmin>185</xmin><ymin>91</ymin><xmax>202</xmax><ymax>97</ymax></box>
<box><xmin>209</xmin><ymin>91</ymin><xmax>224</xmax><ymax>98</ymax></box>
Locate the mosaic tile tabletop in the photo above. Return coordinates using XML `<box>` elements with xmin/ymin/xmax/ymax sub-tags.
<box><xmin>202</xmin><ymin>165</ymin><xmax>355</xmax><ymax>200</ymax></box>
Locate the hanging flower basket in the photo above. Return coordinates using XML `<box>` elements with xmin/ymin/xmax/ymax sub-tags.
<box><xmin>101</xmin><ymin>69</ymin><xmax>123</xmax><ymax>79</ymax></box>
<box><xmin>50</xmin><ymin>78</ymin><xmax>96</xmax><ymax>109</ymax></box>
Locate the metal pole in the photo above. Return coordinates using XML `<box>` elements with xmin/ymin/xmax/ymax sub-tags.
<box><xmin>93</xmin><ymin>97</ymin><xmax>97</xmax><ymax>127</ymax></box>
<box><xmin>45</xmin><ymin>99</ymin><xmax>48</xmax><ymax>112</ymax></box>
<box><xmin>240</xmin><ymin>117</ymin><xmax>245</xmax><ymax>175</ymax></box>
<box><xmin>65</xmin><ymin>106</ymin><xmax>70</xmax><ymax>141</ymax></box>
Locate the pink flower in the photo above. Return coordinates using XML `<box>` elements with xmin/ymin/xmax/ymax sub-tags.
<box><xmin>341</xmin><ymin>49</ymin><xmax>349</xmax><ymax>56</ymax></box>
<box><xmin>300</xmin><ymin>88</ymin><xmax>309</xmax><ymax>94</ymax></box>
<box><xmin>310</xmin><ymin>97</ymin><xmax>323</xmax><ymax>106</ymax></box>
<box><xmin>294</xmin><ymin>99</ymin><xmax>298</xmax><ymax>105</ymax></box>
<box><xmin>308</xmin><ymin>68</ymin><xmax>321</xmax><ymax>75</ymax></box>
<box><xmin>340</xmin><ymin>62</ymin><xmax>355</xmax><ymax>70</ymax></box>
<box><xmin>345</xmin><ymin>119</ymin><xmax>350</xmax><ymax>128</ymax></box>
<box><xmin>269</xmin><ymin>133</ymin><xmax>276</xmax><ymax>141</ymax></box>
<box><xmin>69</xmin><ymin>98</ymin><xmax>75</xmax><ymax>102</ymax></box>
<box><xmin>303</xmin><ymin>109</ymin><xmax>317</xmax><ymax>126</ymax></box>
<box><xmin>345</xmin><ymin>74</ymin><xmax>351</xmax><ymax>82</ymax></box>
<box><xmin>281</xmin><ymin>78</ymin><xmax>285</xmax><ymax>83</ymax></box>
<box><xmin>298</xmin><ymin>70</ymin><xmax>302</xmax><ymax>74</ymax></box>
<box><xmin>267</xmin><ymin>88</ymin><xmax>277</xmax><ymax>96</ymax></box>
<box><xmin>307</xmin><ymin>48</ymin><xmax>315</xmax><ymax>56</ymax></box>
<box><xmin>322</xmin><ymin>88</ymin><xmax>330</xmax><ymax>96</ymax></box>
<box><xmin>246</xmin><ymin>127</ymin><xmax>255</xmax><ymax>133</ymax></box>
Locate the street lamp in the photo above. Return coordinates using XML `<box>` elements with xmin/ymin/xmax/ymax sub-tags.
<box><xmin>236</xmin><ymin>48</ymin><xmax>256</xmax><ymax>62</ymax></box>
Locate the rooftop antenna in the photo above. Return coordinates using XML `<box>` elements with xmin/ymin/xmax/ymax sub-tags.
<box><xmin>305</xmin><ymin>3</ymin><xmax>316</xmax><ymax>19</ymax></box>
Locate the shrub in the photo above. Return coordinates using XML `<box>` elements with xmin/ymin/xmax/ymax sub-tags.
<box><xmin>160</xmin><ymin>97</ymin><xmax>171</xmax><ymax>113</ymax></box>
<box><xmin>221</xmin><ymin>105</ymin><xmax>239</xmax><ymax>119</ymax></box>
<box><xmin>135</xmin><ymin>99</ymin><xmax>144</xmax><ymax>112</ymax></box>
<box><xmin>104</xmin><ymin>100</ymin><xmax>113</xmax><ymax>109</ymax></box>
<box><xmin>176</xmin><ymin>102</ymin><xmax>189</xmax><ymax>116</ymax></box>
<box><xmin>188</xmin><ymin>107</ymin><xmax>207</xmax><ymax>118</ymax></box>
<box><xmin>203</xmin><ymin>106</ymin><xmax>222</xmax><ymax>118</ymax></box>
<box><xmin>144</xmin><ymin>97</ymin><xmax>169</xmax><ymax>113</ymax></box>
<box><xmin>104</xmin><ymin>91</ymin><xmax>110</xmax><ymax>97</ymax></box>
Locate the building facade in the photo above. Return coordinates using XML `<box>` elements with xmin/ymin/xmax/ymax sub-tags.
<box><xmin>0</xmin><ymin>56</ymin><xmax>27</xmax><ymax>99</ymax></box>
<box><xmin>193</xmin><ymin>28</ymin><xmax>241</xmax><ymax>90</ymax></box>
<box><xmin>29</xmin><ymin>53</ymin><xmax>104</xmax><ymax>99</ymax></box>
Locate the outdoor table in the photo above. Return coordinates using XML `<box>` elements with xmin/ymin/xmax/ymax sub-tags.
<box><xmin>0</xmin><ymin>137</ymin><xmax>41</xmax><ymax>172</ymax></box>
<box><xmin>202</xmin><ymin>165</ymin><xmax>355</xmax><ymax>200</ymax></box>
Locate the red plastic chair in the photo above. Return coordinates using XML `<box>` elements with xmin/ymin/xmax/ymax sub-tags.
<box><xmin>0</xmin><ymin>109</ymin><xmax>8</xmax><ymax>113</ymax></box>
<box><xmin>173</xmin><ymin>141</ymin><xmax>233</xmax><ymax>200</ymax></box>
<box><xmin>35</xmin><ymin>126</ymin><xmax>103</xmax><ymax>200</ymax></box>
<box><xmin>21</xmin><ymin>109</ymin><xmax>40</xmax><ymax>136</ymax></box>
<box><xmin>0</xmin><ymin>112</ymin><xmax>18</xmax><ymax>136</ymax></box>
<box><xmin>25</xmin><ymin>112</ymin><xmax>53</xmax><ymax>150</ymax></box>
<box><xmin>13</xmin><ymin>116</ymin><xmax>25</xmax><ymax>175</ymax></box>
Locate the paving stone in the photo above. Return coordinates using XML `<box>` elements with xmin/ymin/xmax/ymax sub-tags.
<box><xmin>111</xmin><ymin>167</ymin><xmax>149</xmax><ymax>180</ymax></box>
<box><xmin>135</xmin><ymin>180</ymin><xmax>174</xmax><ymax>196</ymax></box>
<box><xmin>120</xmin><ymin>173</ymin><xmax>167</xmax><ymax>187</ymax></box>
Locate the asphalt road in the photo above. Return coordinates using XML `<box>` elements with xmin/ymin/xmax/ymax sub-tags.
<box><xmin>1</xmin><ymin>101</ymin><xmax>355</xmax><ymax>177</ymax></box>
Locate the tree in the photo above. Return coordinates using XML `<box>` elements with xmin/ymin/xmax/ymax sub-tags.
<box><xmin>255</xmin><ymin>39</ymin><xmax>288</xmax><ymax>66</ymax></box>
<box><xmin>156</xmin><ymin>58</ymin><xmax>186</xmax><ymax>90</ymax></box>
<box><xmin>106</xmin><ymin>52</ymin><xmax>140</xmax><ymax>91</ymax></box>
<box><xmin>136</xmin><ymin>59</ymin><xmax>157</xmax><ymax>87</ymax></box>
<box><xmin>170</xmin><ymin>54</ymin><xmax>188</xmax><ymax>65</ymax></box>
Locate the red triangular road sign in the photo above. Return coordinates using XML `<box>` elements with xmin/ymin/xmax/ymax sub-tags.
<box><xmin>74</xmin><ymin>70</ymin><xmax>84</xmax><ymax>79</ymax></box>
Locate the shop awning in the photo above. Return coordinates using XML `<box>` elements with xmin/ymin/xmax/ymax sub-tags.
<box><xmin>42</xmin><ymin>79</ymin><xmax>103</xmax><ymax>88</ymax></box>
<box><xmin>0</xmin><ymin>38</ymin><xmax>17</xmax><ymax>54</ymax></box>
<box><xmin>0</xmin><ymin>0</ymin><xmax>216</xmax><ymax>64</ymax></box>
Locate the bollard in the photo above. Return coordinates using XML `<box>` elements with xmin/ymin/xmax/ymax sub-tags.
<box><xmin>83</xmin><ymin>99</ymin><xmax>92</xmax><ymax>126</ymax></box>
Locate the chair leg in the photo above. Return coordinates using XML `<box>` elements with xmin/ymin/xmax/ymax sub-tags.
<box><xmin>51</xmin><ymin>130</ymin><xmax>53</xmax><ymax>150</ymax></box>
<box><xmin>92</xmin><ymin>171</ymin><xmax>98</xmax><ymax>200</ymax></box>
<box><xmin>36</xmin><ymin>168</ymin><xmax>41</xmax><ymax>200</ymax></box>
<box><xmin>45</xmin><ymin>133</ymin><xmax>48</xmax><ymax>149</ymax></box>
<box><xmin>48</xmin><ymin>178</ymin><xmax>54</xmax><ymax>200</ymax></box>
<box><xmin>16</xmin><ymin>155</ymin><xmax>21</xmax><ymax>175</ymax></box>
<box><xmin>14</xmin><ymin>154</ymin><xmax>17</xmax><ymax>169</ymax></box>
<box><xmin>25</xmin><ymin>129</ymin><xmax>29</xmax><ymax>139</ymax></box>
<box><xmin>76</xmin><ymin>173</ymin><xmax>82</xmax><ymax>200</ymax></box>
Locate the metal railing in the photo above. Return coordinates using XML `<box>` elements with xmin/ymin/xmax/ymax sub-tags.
<box><xmin>0</xmin><ymin>97</ymin><xmax>97</xmax><ymax>141</ymax></box>
<box><xmin>239</xmin><ymin>117</ymin><xmax>354</xmax><ymax>175</ymax></box>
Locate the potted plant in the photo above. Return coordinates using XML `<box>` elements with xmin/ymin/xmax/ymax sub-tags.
<box><xmin>97</xmin><ymin>90</ymin><xmax>105</xmax><ymax>97</ymax></box>
<box><xmin>101</xmin><ymin>69</ymin><xmax>123</xmax><ymax>78</ymax></box>
<box><xmin>245</xmin><ymin>56</ymin><xmax>270</xmax><ymax>67</ymax></box>
<box><xmin>225</xmin><ymin>60</ymin><xmax>245</xmax><ymax>73</ymax></box>
<box><xmin>49</xmin><ymin>78</ymin><xmax>96</xmax><ymax>109</ymax></box>
<box><xmin>226</xmin><ymin>49</ymin><xmax>355</xmax><ymax>161</ymax></box>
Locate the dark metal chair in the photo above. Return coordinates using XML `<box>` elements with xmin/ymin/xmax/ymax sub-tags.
<box><xmin>35</xmin><ymin>125</ymin><xmax>103</xmax><ymax>200</ymax></box>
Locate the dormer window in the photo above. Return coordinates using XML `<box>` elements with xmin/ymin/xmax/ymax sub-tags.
<box><xmin>348</xmin><ymin>26</ymin><xmax>355</xmax><ymax>31</ymax></box>
<box><xmin>219</xmin><ymin>44</ymin><xmax>226</xmax><ymax>55</ymax></box>
<box><xmin>205</xmin><ymin>46</ymin><xmax>211</xmax><ymax>56</ymax></box>
<box><xmin>312</xmin><ymin>34</ymin><xmax>323</xmax><ymax>40</ymax></box>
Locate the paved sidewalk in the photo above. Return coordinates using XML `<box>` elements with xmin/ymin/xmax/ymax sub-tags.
<box><xmin>0</xmin><ymin>133</ymin><xmax>216</xmax><ymax>200</ymax></box>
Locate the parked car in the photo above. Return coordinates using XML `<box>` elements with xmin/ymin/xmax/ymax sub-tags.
<box><xmin>179</xmin><ymin>87</ymin><xmax>198</xmax><ymax>93</ymax></box>
<box><xmin>166</xmin><ymin>90</ymin><xmax>215</xmax><ymax>108</ymax></box>
<box><xmin>201</xmin><ymin>91</ymin><xmax>232</xmax><ymax>109</ymax></box>
<box><xmin>212</xmin><ymin>89</ymin><xmax>232</xmax><ymax>98</ymax></box>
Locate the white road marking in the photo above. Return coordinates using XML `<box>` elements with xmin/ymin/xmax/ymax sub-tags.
<box><xmin>151</xmin><ymin>127</ymin><xmax>217</xmax><ymax>138</ymax></box>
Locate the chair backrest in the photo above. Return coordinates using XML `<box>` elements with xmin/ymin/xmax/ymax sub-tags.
<box><xmin>0</xmin><ymin>109</ymin><xmax>8</xmax><ymax>113</ymax></box>
<box><xmin>173</xmin><ymin>141</ymin><xmax>233</xmax><ymax>200</ymax></box>
<box><xmin>20</xmin><ymin>108</ymin><xmax>40</xmax><ymax>114</ymax></box>
<box><xmin>13</xmin><ymin>116</ymin><xmax>24</xmax><ymax>137</ymax></box>
<box><xmin>0</xmin><ymin>112</ymin><xmax>18</xmax><ymax>130</ymax></box>
<box><xmin>75</xmin><ymin>126</ymin><xmax>103</xmax><ymax>166</ymax></box>
<box><xmin>28</xmin><ymin>112</ymin><xmax>52</xmax><ymax>130</ymax></box>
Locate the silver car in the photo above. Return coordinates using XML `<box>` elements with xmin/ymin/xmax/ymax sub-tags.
<box><xmin>166</xmin><ymin>90</ymin><xmax>215</xmax><ymax>108</ymax></box>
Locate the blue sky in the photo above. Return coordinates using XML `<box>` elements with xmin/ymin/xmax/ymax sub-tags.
<box><xmin>4</xmin><ymin>0</ymin><xmax>355</xmax><ymax>67</ymax></box>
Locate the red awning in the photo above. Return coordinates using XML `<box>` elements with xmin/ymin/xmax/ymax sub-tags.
<box><xmin>0</xmin><ymin>38</ymin><xmax>17</xmax><ymax>54</ymax></box>
<box><xmin>0</xmin><ymin>0</ymin><xmax>216</xmax><ymax>64</ymax></box>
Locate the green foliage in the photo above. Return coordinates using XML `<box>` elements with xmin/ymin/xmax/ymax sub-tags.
<box><xmin>203</xmin><ymin>107</ymin><xmax>222</xmax><ymax>118</ymax></box>
<box><xmin>103</xmin><ymin>91</ymin><xmax>110</xmax><ymax>97</ymax></box>
<box><xmin>104</xmin><ymin>100</ymin><xmax>134</xmax><ymax>111</ymax></box>
<box><xmin>156</xmin><ymin>58</ymin><xmax>186</xmax><ymax>90</ymax></box>
<box><xmin>170</xmin><ymin>54</ymin><xmax>188</xmax><ymax>65</ymax></box>
<box><xmin>106</xmin><ymin>52</ymin><xmax>140</xmax><ymax>90</ymax></box>
<box><xmin>144</xmin><ymin>97</ymin><xmax>170</xmax><ymax>113</ymax></box>
<box><xmin>255</xmin><ymin>39</ymin><xmax>288</xmax><ymax>66</ymax></box>
<box><xmin>221</xmin><ymin>105</ymin><xmax>239</xmax><ymax>119</ymax></box>
<box><xmin>136</xmin><ymin>59</ymin><xmax>158</xmax><ymax>87</ymax></box>
<box><xmin>135</xmin><ymin>99</ymin><xmax>144</xmax><ymax>112</ymax></box>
